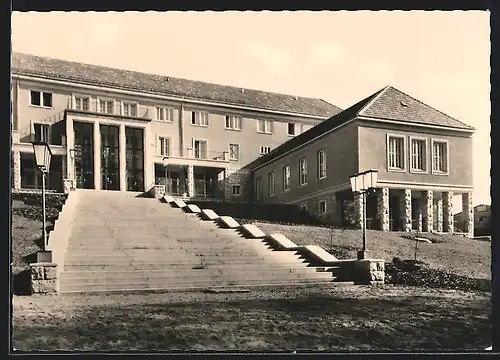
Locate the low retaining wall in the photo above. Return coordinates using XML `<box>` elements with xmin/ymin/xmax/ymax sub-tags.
<box><xmin>30</xmin><ymin>262</ymin><xmax>58</xmax><ymax>294</ymax></box>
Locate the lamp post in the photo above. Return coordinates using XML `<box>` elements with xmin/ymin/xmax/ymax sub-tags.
<box><xmin>69</xmin><ymin>148</ymin><xmax>76</xmax><ymax>189</ymax></box>
<box><xmin>350</xmin><ymin>169</ymin><xmax>379</xmax><ymax>260</ymax></box>
<box><xmin>32</xmin><ymin>141</ymin><xmax>52</xmax><ymax>262</ymax></box>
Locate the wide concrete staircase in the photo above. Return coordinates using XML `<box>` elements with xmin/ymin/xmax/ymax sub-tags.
<box><xmin>58</xmin><ymin>190</ymin><xmax>333</xmax><ymax>294</ymax></box>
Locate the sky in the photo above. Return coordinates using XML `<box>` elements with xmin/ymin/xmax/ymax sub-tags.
<box><xmin>11</xmin><ymin>11</ymin><xmax>491</xmax><ymax>210</ymax></box>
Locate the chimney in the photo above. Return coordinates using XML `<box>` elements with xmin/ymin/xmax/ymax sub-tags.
<box><xmin>241</xmin><ymin>88</ymin><xmax>245</xmax><ymax>93</ymax></box>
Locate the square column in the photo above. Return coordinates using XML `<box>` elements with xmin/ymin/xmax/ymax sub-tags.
<box><xmin>13</xmin><ymin>150</ymin><xmax>21</xmax><ymax>190</ymax></box>
<box><xmin>353</xmin><ymin>193</ymin><xmax>363</xmax><ymax>229</ymax></box>
<box><xmin>435</xmin><ymin>196</ymin><xmax>443</xmax><ymax>232</ymax></box>
<box><xmin>65</xmin><ymin>117</ymin><xmax>74</xmax><ymax>179</ymax></box>
<box><xmin>93</xmin><ymin>122</ymin><xmax>101</xmax><ymax>190</ymax></box>
<box><xmin>399</xmin><ymin>189</ymin><xmax>412</xmax><ymax>232</ymax></box>
<box><xmin>422</xmin><ymin>190</ymin><xmax>434</xmax><ymax>233</ymax></box>
<box><xmin>376</xmin><ymin>188</ymin><xmax>390</xmax><ymax>231</ymax></box>
<box><xmin>443</xmin><ymin>191</ymin><xmax>454</xmax><ymax>233</ymax></box>
<box><xmin>187</xmin><ymin>164</ymin><xmax>194</xmax><ymax>197</ymax></box>
<box><xmin>462</xmin><ymin>192</ymin><xmax>474</xmax><ymax>237</ymax></box>
<box><xmin>119</xmin><ymin>124</ymin><xmax>127</xmax><ymax>191</ymax></box>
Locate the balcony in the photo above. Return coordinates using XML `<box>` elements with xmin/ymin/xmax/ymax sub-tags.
<box><xmin>13</xmin><ymin>111</ymin><xmax>67</xmax><ymax>155</ymax></box>
<box><xmin>162</xmin><ymin>148</ymin><xmax>230</xmax><ymax>168</ymax></box>
<box><xmin>66</xmin><ymin>98</ymin><xmax>151</xmax><ymax>121</ymax></box>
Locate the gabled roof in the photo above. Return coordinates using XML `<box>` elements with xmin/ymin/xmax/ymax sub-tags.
<box><xmin>359</xmin><ymin>85</ymin><xmax>475</xmax><ymax>130</ymax></box>
<box><xmin>11</xmin><ymin>52</ymin><xmax>342</xmax><ymax>118</ymax></box>
<box><xmin>250</xmin><ymin>85</ymin><xmax>475</xmax><ymax>170</ymax></box>
<box><xmin>247</xmin><ymin>88</ymin><xmax>384</xmax><ymax>170</ymax></box>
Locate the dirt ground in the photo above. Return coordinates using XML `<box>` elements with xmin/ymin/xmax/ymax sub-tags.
<box><xmin>12</xmin><ymin>284</ymin><xmax>491</xmax><ymax>352</ymax></box>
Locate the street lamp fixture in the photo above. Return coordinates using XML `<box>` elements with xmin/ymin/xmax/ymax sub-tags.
<box><xmin>32</xmin><ymin>141</ymin><xmax>52</xmax><ymax>262</ymax></box>
<box><xmin>350</xmin><ymin>169</ymin><xmax>379</xmax><ymax>260</ymax></box>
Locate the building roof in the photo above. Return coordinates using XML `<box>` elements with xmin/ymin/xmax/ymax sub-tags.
<box><xmin>249</xmin><ymin>85</ymin><xmax>475</xmax><ymax>170</ymax></box>
<box><xmin>11</xmin><ymin>52</ymin><xmax>342</xmax><ymax>118</ymax></box>
<box><xmin>359</xmin><ymin>85</ymin><xmax>475</xmax><ymax>130</ymax></box>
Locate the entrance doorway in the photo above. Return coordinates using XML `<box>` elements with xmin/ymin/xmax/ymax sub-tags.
<box><xmin>100</xmin><ymin>124</ymin><xmax>120</xmax><ymax>191</ymax></box>
<box><xmin>389</xmin><ymin>195</ymin><xmax>401</xmax><ymax>231</ymax></box>
<box><xmin>73</xmin><ymin>121</ymin><xmax>94</xmax><ymax>189</ymax></box>
<box><xmin>125</xmin><ymin>127</ymin><xmax>144</xmax><ymax>192</ymax></box>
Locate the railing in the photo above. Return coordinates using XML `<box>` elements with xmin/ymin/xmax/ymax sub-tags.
<box><xmin>14</xmin><ymin>111</ymin><xmax>66</xmax><ymax>146</ymax></box>
<box><xmin>67</xmin><ymin>98</ymin><xmax>150</xmax><ymax>119</ymax></box>
<box><xmin>184</xmin><ymin>148</ymin><xmax>229</xmax><ymax>162</ymax></box>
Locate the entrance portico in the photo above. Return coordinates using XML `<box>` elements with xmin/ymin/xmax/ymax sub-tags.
<box><xmin>65</xmin><ymin>114</ymin><xmax>152</xmax><ymax>193</ymax></box>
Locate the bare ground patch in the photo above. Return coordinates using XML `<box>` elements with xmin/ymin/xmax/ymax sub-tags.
<box><xmin>12</xmin><ymin>285</ymin><xmax>491</xmax><ymax>352</ymax></box>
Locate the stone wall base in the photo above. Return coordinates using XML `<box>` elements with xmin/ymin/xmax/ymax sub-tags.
<box><xmin>30</xmin><ymin>262</ymin><xmax>58</xmax><ymax>294</ymax></box>
<box><xmin>352</xmin><ymin>259</ymin><xmax>385</xmax><ymax>285</ymax></box>
<box><xmin>152</xmin><ymin>184</ymin><xmax>166</xmax><ymax>199</ymax></box>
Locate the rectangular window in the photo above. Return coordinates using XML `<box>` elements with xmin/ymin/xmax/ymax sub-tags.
<box><xmin>387</xmin><ymin>135</ymin><xmax>405</xmax><ymax>170</ymax></box>
<box><xmin>232</xmin><ymin>185</ymin><xmax>241</xmax><ymax>196</ymax></box>
<box><xmin>260</xmin><ymin>146</ymin><xmax>271</xmax><ymax>155</ymax></box>
<box><xmin>193</xmin><ymin>140</ymin><xmax>208</xmax><ymax>159</ymax></box>
<box><xmin>317</xmin><ymin>149</ymin><xmax>327</xmax><ymax>179</ymax></box>
<box><xmin>268</xmin><ymin>172</ymin><xmax>276</xmax><ymax>196</ymax></box>
<box><xmin>432</xmin><ymin>140</ymin><xmax>448</xmax><ymax>173</ymax></box>
<box><xmin>191</xmin><ymin>111</ymin><xmax>209</xmax><ymax>126</ymax></box>
<box><xmin>99</xmin><ymin>99</ymin><xmax>114</xmax><ymax>114</ymax></box>
<box><xmin>255</xmin><ymin>177</ymin><xmax>262</xmax><ymax>201</ymax></box>
<box><xmin>257</xmin><ymin>119</ymin><xmax>273</xmax><ymax>134</ymax></box>
<box><xmin>410</xmin><ymin>138</ymin><xmax>427</xmax><ymax>172</ymax></box>
<box><xmin>123</xmin><ymin>103</ymin><xmax>138</xmax><ymax>117</ymax></box>
<box><xmin>319</xmin><ymin>200</ymin><xmax>327</xmax><ymax>215</ymax></box>
<box><xmin>288</xmin><ymin>123</ymin><xmax>302</xmax><ymax>136</ymax></box>
<box><xmin>34</xmin><ymin>123</ymin><xmax>49</xmax><ymax>143</ymax></box>
<box><xmin>225</xmin><ymin>115</ymin><xmax>242</xmax><ymax>130</ymax></box>
<box><xmin>300</xmin><ymin>205</ymin><xmax>307</xmax><ymax>212</ymax></box>
<box><xmin>30</xmin><ymin>90</ymin><xmax>53</xmax><ymax>108</ymax></box>
<box><xmin>156</xmin><ymin>107</ymin><xmax>175</xmax><ymax>122</ymax></box>
<box><xmin>75</xmin><ymin>96</ymin><xmax>90</xmax><ymax>111</ymax></box>
<box><xmin>283</xmin><ymin>165</ymin><xmax>291</xmax><ymax>192</ymax></box>
<box><xmin>299</xmin><ymin>157</ymin><xmax>307</xmax><ymax>186</ymax></box>
<box><xmin>229</xmin><ymin>143</ymin><xmax>240</xmax><ymax>161</ymax></box>
<box><xmin>158</xmin><ymin>137</ymin><xmax>171</xmax><ymax>157</ymax></box>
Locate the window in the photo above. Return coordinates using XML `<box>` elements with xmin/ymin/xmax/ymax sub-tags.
<box><xmin>156</xmin><ymin>107</ymin><xmax>175</xmax><ymax>122</ymax></box>
<box><xmin>34</xmin><ymin>123</ymin><xmax>49</xmax><ymax>142</ymax></box>
<box><xmin>74</xmin><ymin>96</ymin><xmax>89</xmax><ymax>111</ymax></box>
<box><xmin>318</xmin><ymin>200</ymin><xmax>327</xmax><ymax>215</ymax></box>
<box><xmin>99</xmin><ymin>99</ymin><xmax>114</xmax><ymax>114</ymax></box>
<box><xmin>300</xmin><ymin>205</ymin><xmax>307</xmax><ymax>212</ymax></box>
<box><xmin>410</xmin><ymin>138</ymin><xmax>427</xmax><ymax>172</ymax></box>
<box><xmin>225</xmin><ymin>116</ymin><xmax>242</xmax><ymax>130</ymax></box>
<box><xmin>157</xmin><ymin>137</ymin><xmax>171</xmax><ymax>157</ymax></box>
<box><xmin>432</xmin><ymin>140</ymin><xmax>448</xmax><ymax>174</ymax></box>
<box><xmin>193</xmin><ymin>140</ymin><xmax>208</xmax><ymax>159</ymax></box>
<box><xmin>123</xmin><ymin>103</ymin><xmax>138</xmax><ymax>117</ymax></box>
<box><xmin>229</xmin><ymin>144</ymin><xmax>240</xmax><ymax>161</ymax></box>
<box><xmin>255</xmin><ymin>177</ymin><xmax>262</xmax><ymax>201</ymax></box>
<box><xmin>283</xmin><ymin>165</ymin><xmax>291</xmax><ymax>192</ymax></box>
<box><xmin>299</xmin><ymin>157</ymin><xmax>307</xmax><ymax>186</ymax></box>
<box><xmin>317</xmin><ymin>149</ymin><xmax>327</xmax><ymax>179</ymax></box>
<box><xmin>288</xmin><ymin>123</ymin><xmax>303</xmax><ymax>136</ymax></box>
<box><xmin>260</xmin><ymin>146</ymin><xmax>271</xmax><ymax>155</ymax></box>
<box><xmin>268</xmin><ymin>172</ymin><xmax>276</xmax><ymax>196</ymax></box>
<box><xmin>387</xmin><ymin>135</ymin><xmax>405</xmax><ymax>170</ymax></box>
<box><xmin>30</xmin><ymin>90</ymin><xmax>53</xmax><ymax>108</ymax></box>
<box><xmin>191</xmin><ymin>111</ymin><xmax>209</xmax><ymax>126</ymax></box>
<box><xmin>232</xmin><ymin>185</ymin><xmax>241</xmax><ymax>196</ymax></box>
<box><xmin>257</xmin><ymin>119</ymin><xmax>273</xmax><ymax>134</ymax></box>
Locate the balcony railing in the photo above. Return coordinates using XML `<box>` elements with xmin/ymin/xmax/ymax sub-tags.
<box><xmin>67</xmin><ymin>98</ymin><xmax>150</xmax><ymax>119</ymax></box>
<box><xmin>184</xmin><ymin>148</ymin><xmax>229</xmax><ymax>162</ymax></box>
<box><xmin>14</xmin><ymin>111</ymin><xmax>66</xmax><ymax>146</ymax></box>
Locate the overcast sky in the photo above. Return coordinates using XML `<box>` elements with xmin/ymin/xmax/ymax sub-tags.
<box><xmin>11</xmin><ymin>11</ymin><xmax>491</xmax><ymax>210</ymax></box>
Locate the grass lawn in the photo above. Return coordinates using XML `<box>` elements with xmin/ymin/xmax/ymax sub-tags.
<box><xmin>252</xmin><ymin>222</ymin><xmax>491</xmax><ymax>281</ymax></box>
<box><xmin>12</xmin><ymin>284</ymin><xmax>491</xmax><ymax>351</ymax></box>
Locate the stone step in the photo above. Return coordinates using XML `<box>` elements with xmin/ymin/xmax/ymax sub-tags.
<box><xmin>59</xmin><ymin>268</ymin><xmax>330</xmax><ymax>284</ymax></box>
<box><xmin>62</xmin><ymin>261</ymin><xmax>310</xmax><ymax>272</ymax></box>
<box><xmin>65</xmin><ymin>242</ymin><xmax>273</xmax><ymax>251</ymax></box>
<box><xmin>58</xmin><ymin>278</ymin><xmax>334</xmax><ymax>294</ymax></box>
<box><xmin>63</xmin><ymin>256</ymin><xmax>306</xmax><ymax>267</ymax></box>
